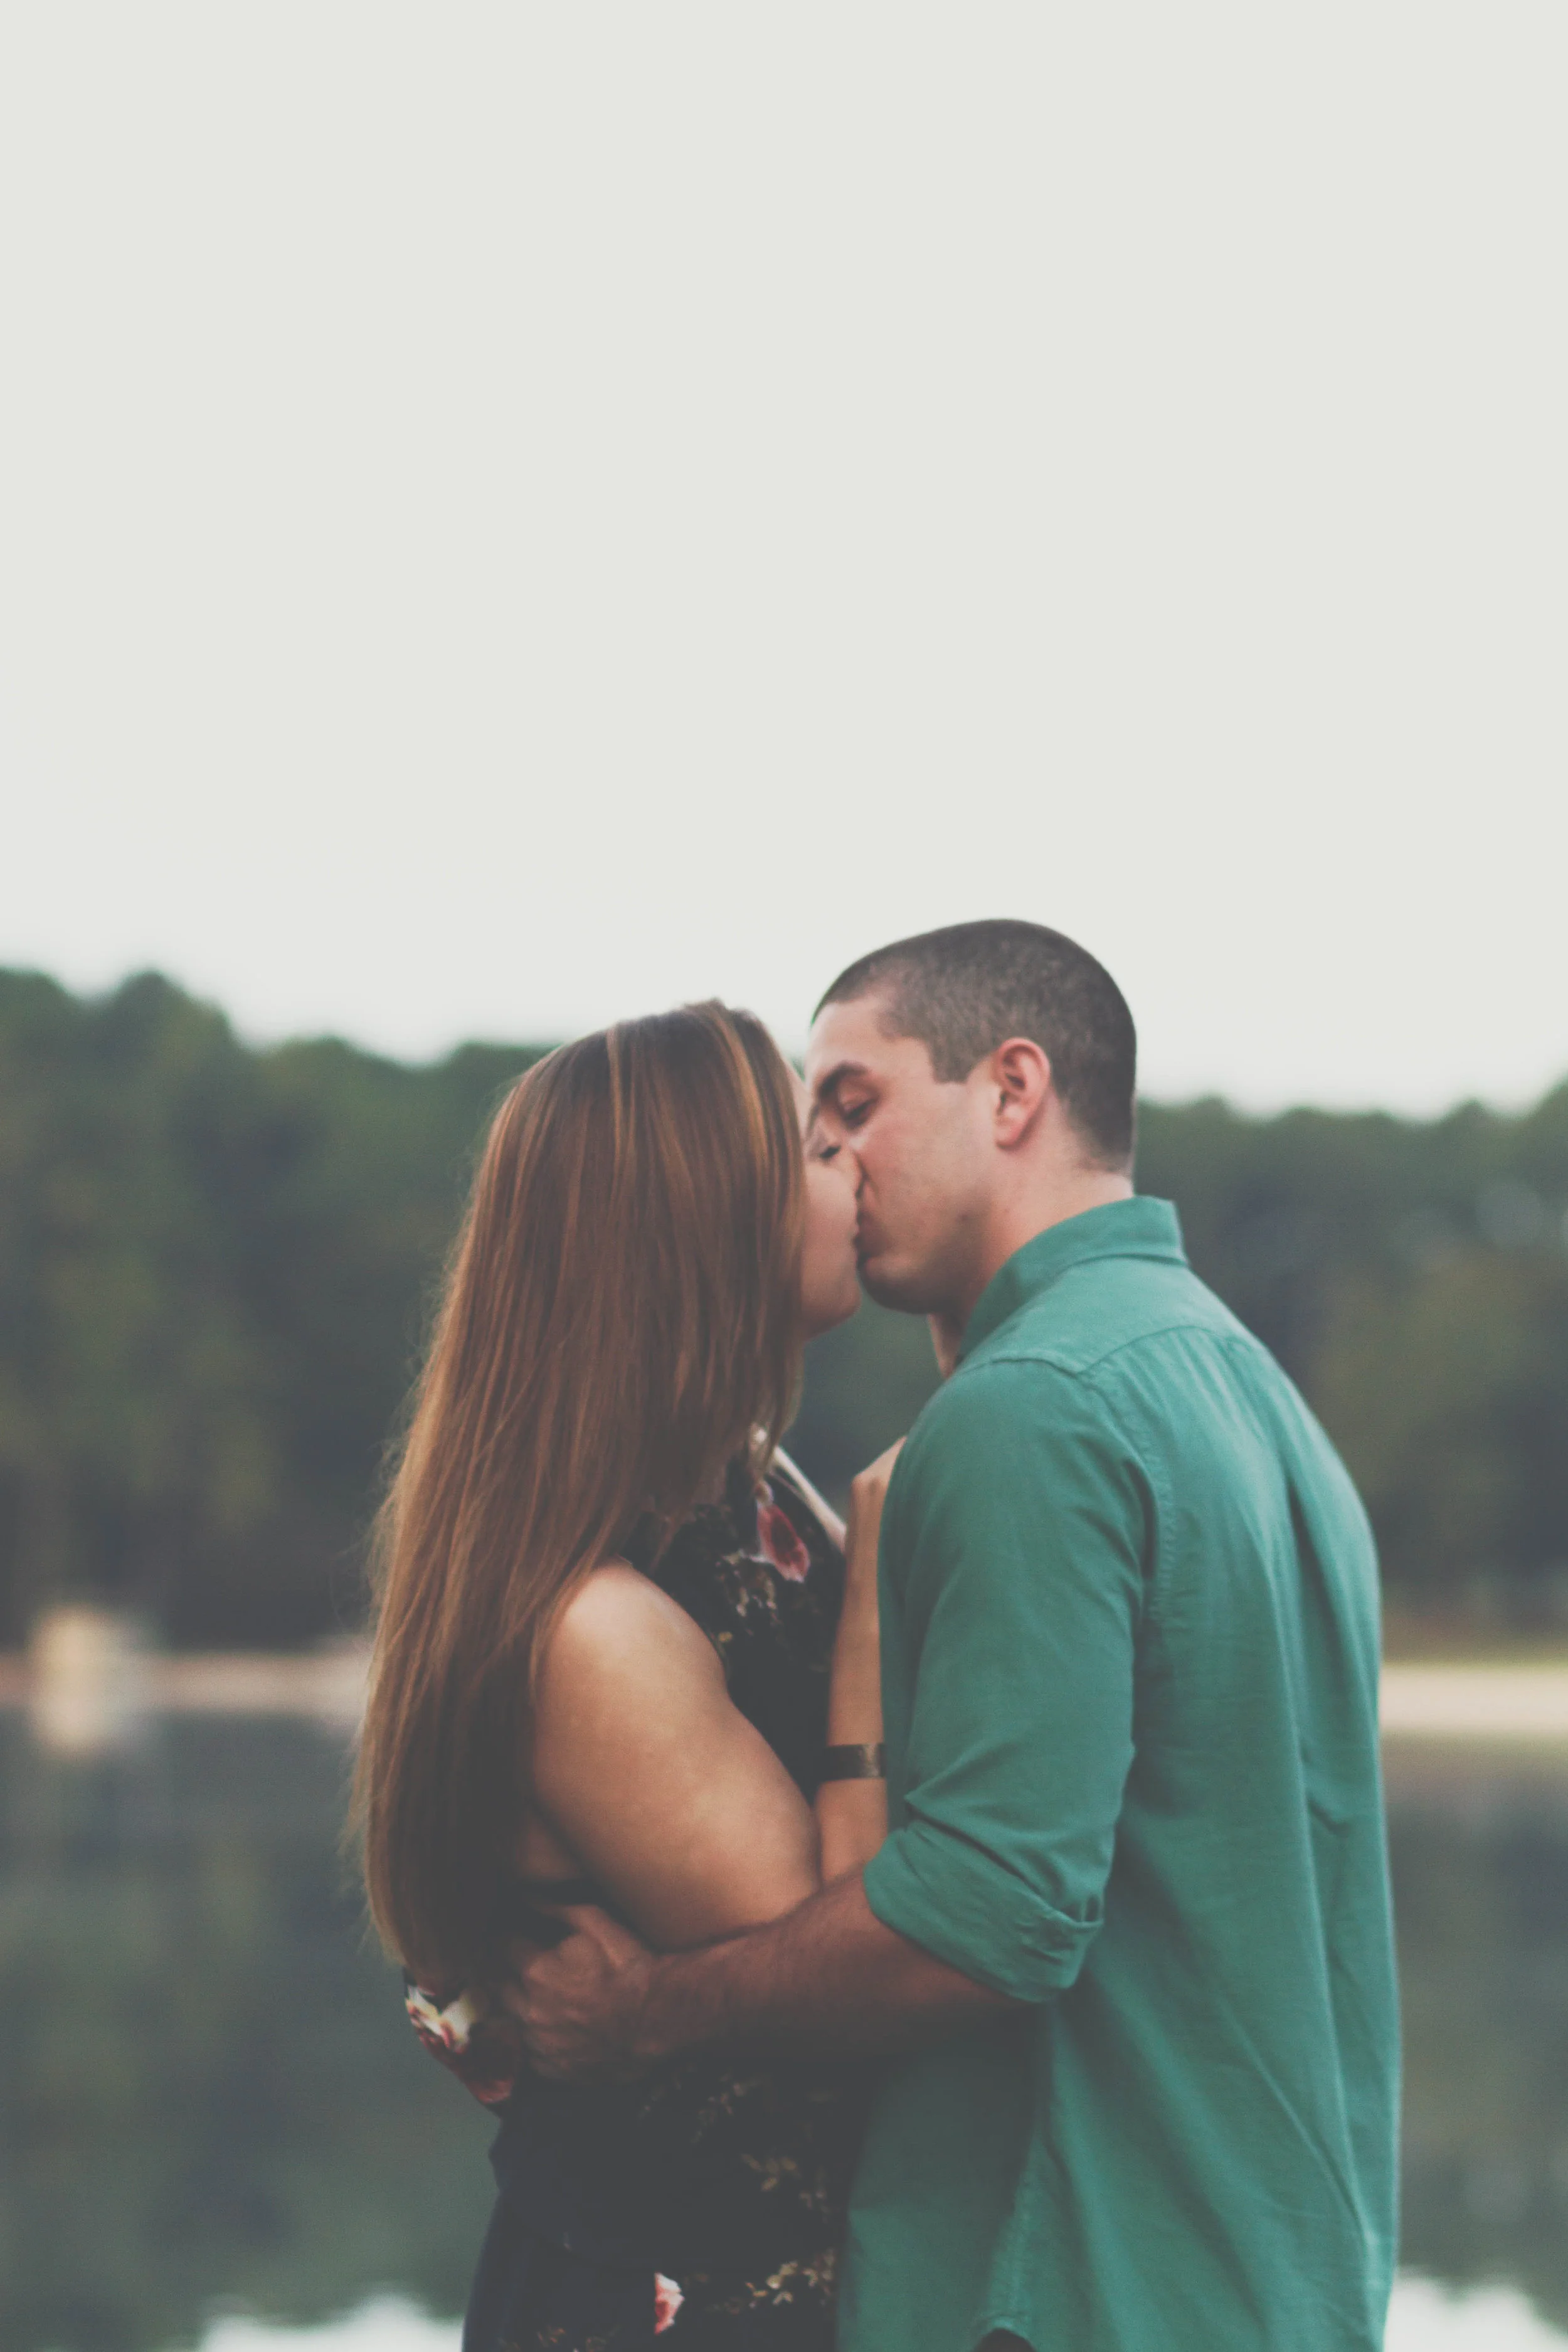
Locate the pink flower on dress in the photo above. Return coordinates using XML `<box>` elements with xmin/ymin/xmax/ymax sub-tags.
<box><xmin>754</xmin><ymin>1490</ymin><xmax>812</xmax><ymax>1582</ymax></box>
<box><xmin>405</xmin><ymin>1980</ymin><xmax>476</xmax><ymax>2055</ymax></box>
<box><xmin>404</xmin><ymin>1981</ymin><xmax>516</xmax><ymax>2106</ymax></box>
<box><xmin>654</xmin><ymin>2273</ymin><xmax>685</xmax><ymax>2334</ymax></box>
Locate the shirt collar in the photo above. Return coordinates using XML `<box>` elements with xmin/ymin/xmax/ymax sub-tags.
<box><xmin>958</xmin><ymin>1196</ymin><xmax>1187</xmax><ymax>1363</ymax></box>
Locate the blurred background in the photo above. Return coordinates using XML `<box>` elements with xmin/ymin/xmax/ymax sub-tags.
<box><xmin>2</xmin><ymin>5</ymin><xmax>1566</xmax><ymax>2348</ymax></box>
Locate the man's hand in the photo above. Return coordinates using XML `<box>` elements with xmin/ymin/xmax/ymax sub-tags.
<box><xmin>497</xmin><ymin>1873</ymin><xmax>1010</xmax><ymax>2077</ymax></box>
<box><xmin>496</xmin><ymin>1904</ymin><xmax>661</xmax><ymax>2082</ymax></box>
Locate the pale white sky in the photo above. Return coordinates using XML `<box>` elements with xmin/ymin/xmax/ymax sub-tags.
<box><xmin>1</xmin><ymin>6</ymin><xmax>1564</xmax><ymax>1110</ymax></box>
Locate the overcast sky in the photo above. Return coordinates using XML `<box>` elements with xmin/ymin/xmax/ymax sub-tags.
<box><xmin>1</xmin><ymin>6</ymin><xmax>1563</xmax><ymax>1111</ymax></box>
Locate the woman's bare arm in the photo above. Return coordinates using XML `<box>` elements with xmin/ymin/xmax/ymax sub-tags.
<box><xmin>528</xmin><ymin>1565</ymin><xmax>822</xmax><ymax>1952</ymax></box>
<box><xmin>529</xmin><ymin>1441</ymin><xmax>899</xmax><ymax>1950</ymax></box>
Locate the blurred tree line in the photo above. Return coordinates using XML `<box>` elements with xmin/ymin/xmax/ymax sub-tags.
<box><xmin>2</xmin><ymin>965</ymin><xmax>1567</xmax><ymax>1648</ymax></box>
<box><xmin>0</xmin><ymin>969</ymin><xmax>546</xmax><ymax>1648</ymax></box>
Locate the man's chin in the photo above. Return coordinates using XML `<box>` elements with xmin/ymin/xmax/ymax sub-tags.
<box><xmin>856</xmin><ymin>1253</ymin><xmax>930</xmax><ymax>1315</ymax></box>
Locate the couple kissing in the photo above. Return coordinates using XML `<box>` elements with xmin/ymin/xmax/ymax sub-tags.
<box><xmin>355</xmin><ymin>919</ymin><xmax>1397</xmax><ymax>2352</ymax></box>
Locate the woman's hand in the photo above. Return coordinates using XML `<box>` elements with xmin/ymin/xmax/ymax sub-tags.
<box><xmin>844</xmin><ymin>1440</ymin><xmax>903</xmax><ymax>1596</ymax></box>
<box><xmin>817</xmin><ymin>1441</ymin><xmax>900</xmax><ymax>1882</ymax></box>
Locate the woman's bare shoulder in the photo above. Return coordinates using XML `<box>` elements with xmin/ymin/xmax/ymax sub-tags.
<box><xmin>538</xmin><ymin>1560</ymin><xmax>723</xmax><ymax>1705</ymax></box>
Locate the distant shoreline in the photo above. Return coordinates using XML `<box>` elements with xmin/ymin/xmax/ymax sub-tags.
<box><xmin>0</xmin><ymin>1643</ymin><xmax>369</xmax><ymax>1727</ymax></box>
<box><xmin>3</xmin><ymin>1648</ymin><xmax>1568</xmax><ymax>1745</ymax></box>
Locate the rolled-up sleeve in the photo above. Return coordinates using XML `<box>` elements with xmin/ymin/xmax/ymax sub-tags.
<box><xmin>862</xmin><ymin>1359</ymin><xmax>1152</xmax><ymax>2003</ymax></box>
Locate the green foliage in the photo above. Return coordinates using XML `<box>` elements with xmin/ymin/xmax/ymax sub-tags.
<box><xmin>1135</xmin><ymin>1091</ymin><xmax>1568</xmax><ymax>1612</ymax></box>
<box><xmin>1315</xmin><ymin>1256</ymin><xmax>1568</xmax><ymax>1608</ymax></box>
<box><xmin>1</xmin><ymin>965</ymin><xmax>1566</xmax><ymax>1640</ymax></box>
<box><xmin>0</xmin><ymin>970</ymin><xmax>546</xmax><ymax>1647</ymax></box>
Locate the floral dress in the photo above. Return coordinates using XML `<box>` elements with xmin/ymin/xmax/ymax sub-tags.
<box><xmin>406</xmin><ymin>1453</ymin><xmax>876</xmax><ymax>2352</ymax></box>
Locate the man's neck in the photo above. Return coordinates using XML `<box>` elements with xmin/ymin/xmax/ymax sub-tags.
<box><xmin>951</xmin><ymin>1167</ymin><xmax>1133</xmax><ymax>1342</ymax></box>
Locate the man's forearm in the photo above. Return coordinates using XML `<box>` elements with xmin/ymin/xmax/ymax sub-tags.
<box><xmin>635</xmin><ymin>1867</ymin><xmax>1015</xmax><ymax>2066</ymax></box>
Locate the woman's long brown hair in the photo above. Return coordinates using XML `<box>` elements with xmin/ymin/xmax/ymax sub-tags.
<box><xmin>353</xmin><ymin>1003</ymin><xmax>805</xmax><ymax>1986</ymax></box>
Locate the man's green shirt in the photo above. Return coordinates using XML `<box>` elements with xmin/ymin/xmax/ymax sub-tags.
<box><xmin>845</xmin><ymin>1199</ymin><xmax>1399</xmax><ymax>2352</ymax></box>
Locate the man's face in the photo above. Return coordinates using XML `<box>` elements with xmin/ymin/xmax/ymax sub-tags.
<box><xmin>805</xmin><ymin>991</ymin><xmax>994</xmax><ymax>1316</ymax></box>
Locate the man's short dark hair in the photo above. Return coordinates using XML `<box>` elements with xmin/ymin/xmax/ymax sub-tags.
<box><xmin>815</xmin><ymin>919</ymin><xmax>1137</xmax><ymax>1170</ymax></box>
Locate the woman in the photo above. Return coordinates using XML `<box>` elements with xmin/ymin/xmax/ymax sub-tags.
<box><xmin>354</xmin><ymin>1003</ymin><xmax>894</xmax><ymax>2351</ymax></box>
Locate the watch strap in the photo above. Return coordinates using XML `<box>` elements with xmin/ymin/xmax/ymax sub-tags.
<box><xmin>817</xmin><ymin>1741</ymin><xmax>887</xmax><ymax>1783</ymax></box>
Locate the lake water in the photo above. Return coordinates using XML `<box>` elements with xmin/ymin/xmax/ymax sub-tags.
<box><xmin>3</xmin><ymin>1713</ymin><xmax>1566</xmax><ymax>2351</ymax></box>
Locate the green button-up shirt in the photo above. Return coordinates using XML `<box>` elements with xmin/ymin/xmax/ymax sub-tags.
<box><xmin>847</xmin><ymin>1198</ymin><xmax>1398</xmax><ymax>2352</ymax></box>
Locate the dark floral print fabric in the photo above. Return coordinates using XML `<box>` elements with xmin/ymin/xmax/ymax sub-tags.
<box><xmin>405</xmin><ymin>1454</ymin><xmax>874</xmax><ymax>2352</ymax></box>
<box><xmin>462</xmin><ymin>2227</ymin><xmax>843</xmax><ymax>2351</ymax></box>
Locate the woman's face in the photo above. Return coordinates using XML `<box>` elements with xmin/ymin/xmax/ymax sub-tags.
<box><xmin>795</xmin><ymin>1071</ymin><xmax>862</xmax><ymax>1339</ymax></box>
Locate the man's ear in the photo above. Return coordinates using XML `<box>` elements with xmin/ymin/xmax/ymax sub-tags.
<box><xmin>990</xmin><ymin>1037</ymin><xmax>1052</xmax><ymax>1149</ymax></box>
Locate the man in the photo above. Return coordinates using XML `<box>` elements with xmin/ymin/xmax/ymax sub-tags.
<box><xmin>507</xmin><ymin>919</ymin><xmax>1399</xmax><ymax>2352</ymax></box>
